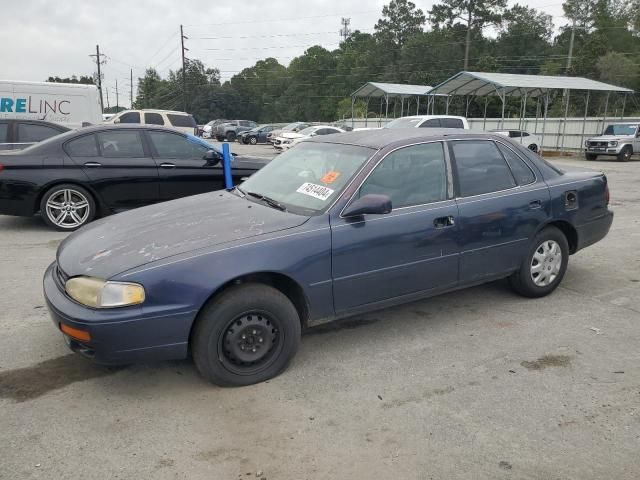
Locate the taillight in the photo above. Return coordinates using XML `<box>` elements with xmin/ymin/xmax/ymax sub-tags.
<box><xmin>604</xmin><ymin>183</ymin><xmax>610</xmax><ymax>206</ymax></box>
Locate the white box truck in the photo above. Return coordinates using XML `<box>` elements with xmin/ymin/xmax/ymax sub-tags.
<box><xmin>0</xmin><ymin>80</ymin><xmax>102</xmax><ymax>129</ymax></box>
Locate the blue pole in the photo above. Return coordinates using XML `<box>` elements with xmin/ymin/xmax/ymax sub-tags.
<box><xmin>222</xmin><ymin>143</ymin><xmax>233</xmax><ymax>190</ymax></box>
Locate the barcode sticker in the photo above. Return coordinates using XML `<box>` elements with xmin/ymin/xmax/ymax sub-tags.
<box><xmin>296</xmin><ymin>182</ymin><xmax>335</xmax><ymax>201</ymax></box>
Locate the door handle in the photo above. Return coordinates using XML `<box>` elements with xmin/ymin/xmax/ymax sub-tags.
<box><xmin>83</xmin><ymin>162</ymin><xmax>102</xmax><ymax>167</ymax></box>
<box><xmin>159</xmin><ymin>163</ymin><xmax>176</xmax><ymax>169</ymax></box>
<box><xmin>434</xmin><ymin>216</ymin><xmax>455</xmax><ymax>228</ymax></box>
<box><xmin>529</xmin><ymin>200</ymin><xmax>542</xmax><ymax>209</ymax></box>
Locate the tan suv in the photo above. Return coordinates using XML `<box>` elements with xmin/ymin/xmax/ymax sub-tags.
<box><xmin>107</xmin><ymin>109</ymin><xmax>197</xmax><ymax>135</ymax></box>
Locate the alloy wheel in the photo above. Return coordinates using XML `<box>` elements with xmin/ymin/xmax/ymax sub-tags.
<box><xmin>45</xmin><ymin>189</ymin><xmax>90</xmax><ymax>229</ymax></box>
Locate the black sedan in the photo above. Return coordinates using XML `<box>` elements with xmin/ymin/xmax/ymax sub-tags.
<box><xmin>0</xmin><ymin>124</ymin><xmax>266</xmax><ymax>230</ymax></box>
<box><xmin>239</xmin><ymin>125</ymin><xmax>278</xmax><ymax>145</ymax></box>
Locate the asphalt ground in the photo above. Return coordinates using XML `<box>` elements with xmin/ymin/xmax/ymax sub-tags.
<box><xmin>0</xmin><ymin>151</ymin><xmax>638</xmax><ymax>479</ymax></box>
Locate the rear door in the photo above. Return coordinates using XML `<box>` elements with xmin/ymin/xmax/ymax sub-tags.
<box><xmin>450</xmin><ymin>139</ymin><xmax>550</xmax><ymax>283</ymax></box>
<box><xmin>65</xmin><ymin>129</ymin><xmax>159</xmax><ymax>210</ymax></box>
<box><xmin>146</xmin><ymin>129</ymin><xmax>225</xmax><ymax>200</ymax></box>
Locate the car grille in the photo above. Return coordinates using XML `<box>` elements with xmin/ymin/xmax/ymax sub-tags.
<box><xmin>588</xmin><ymin>141</ymin><xmax>608</xmax><ymax>147</ymax></box>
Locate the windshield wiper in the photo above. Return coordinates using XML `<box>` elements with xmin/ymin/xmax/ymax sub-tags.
<box><xmin>234</xmin><ymin>185</ymin><xmax>246</xmax><ymax>197</ymax></box>
<box><xmin>246</xmin><ymin>191</ymin><xmax>287</xmax><ymax>211</ymax></box>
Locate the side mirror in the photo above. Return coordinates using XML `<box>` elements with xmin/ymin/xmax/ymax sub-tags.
<box><xmin>343</xmin><ymin>194</ymin><xmax>392</xmax><ymax>217</ymax></box>
<box><xmin>203</xmin><ymin>149</ymin><xmax>221</xmax><ymax>164</ymax></box>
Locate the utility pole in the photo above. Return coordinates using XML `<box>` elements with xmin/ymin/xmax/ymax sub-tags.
<box><xmin>340</xmin><ymin>18</ymin><xmax>351</xmax><ymax>42</ymax></box>
<box><xmin>180</xmin><ymin>24</ymin><xmax>189</xmax><ymax>112</ymax></box>
<box><xmin>115</xmin><ymin>79</ymin><xmax>119</xmax><ymax>110</ymax></box>
<box><xmin>566</xmin><ymin>19</ymin><xmax>576</xmax><ymax>73</ymax></box>
<box><xmin>106</xmin><ymin>88</ymin><xmax>110</xmax><ymax>109</ymax></box>
<box><xmin>130</xmin><ymin>69</ymin><xmax>133</xmax><ymax>108</ymax></box>
<box><xmin>89</xmin><ymin>44</ymin><xmax>106</xmax><ymax>113</ymax></box>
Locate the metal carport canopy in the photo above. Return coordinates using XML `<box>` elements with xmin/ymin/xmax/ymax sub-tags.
<box><xmin>427</xmin><ymin>71</ymin><xmax>634</xmax><ymax>97</ymax></box>
<box><xmin>351</xmin><ymin>82</ymin><xmax>432</xmax><ymax>98</ymax></box>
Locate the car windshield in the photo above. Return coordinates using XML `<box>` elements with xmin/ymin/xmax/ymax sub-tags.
<box><xmin>603</xmin><ymin>124</ymin><xmax>637</xmax><ymax>136</ymax></box>
<box><xmin>298</xmin><ymin>127</ymin><xmax>317</xmax><ymax>136</ymax></box>
<box><xmin>239</xmin><ymin>142</ymin><xmax>374</xmax><ymax>215</ymax></box>
<box><xmin>385</xmin><ymin>117</ymin><xmax>423</xmax><ymax>128</ymax></box>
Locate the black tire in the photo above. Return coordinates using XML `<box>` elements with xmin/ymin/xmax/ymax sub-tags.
<box><xmin>527</xmin><ymin>144</ymin><xmax>538</xmax><ymax>154</ymax></box>
<box><xmin>585</xmin><ymin>153</ymin><xmax>598</xmax><ymax>161</ymax></box>
<box><xmin>617</xmin><ymin>145</ymin><xmax>632</xmax><ymax>162</ymax></box>
<box><xmin>226</xmin><ymin>131</ymin><xmax>236</xmax><ymax>142</ymax></box>
<box><xmin>40</xmin><ymin>183</ymin><xmax>96</xmax><ymax>231</ymax></box>
<box><xmin>509</xmin><ymin>226</ymin><xmax>569</xmax><ymax>298</ymax></box>
<box><xmin>216</xmin><ymin>136</ymin><xmax>224</xmax><ymax>142</ymax></box>
<box><xmin>249</xmin><ymin>136</ymin><xmax>258</xmax><ymax>145</ymax></box>
<box><xmin>192</xmin><ymin>283</ymin><xmax>301</xmax><ymax>387</ymax></box>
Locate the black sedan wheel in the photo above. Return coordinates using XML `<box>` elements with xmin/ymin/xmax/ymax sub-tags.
<box><xmin>249</xmin><ymin>136</ymin><xmax>258</xmax><ymax>145</ymax></box>
<box><xmin>192</xmin><ymin>283</ymin><xmax>301</xmax><ymax>387</ymax></box>
<box><xmin>40</xmin><ymin>184</ymin><xmax>96</xmax><ymax>231</ymax></box>
<box><xmin>509</xmin><ymin>226</ymin><xmax>569</xmax><ymax>298</ymax></box>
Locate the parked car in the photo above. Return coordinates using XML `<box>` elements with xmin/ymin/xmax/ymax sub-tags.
<box><xmin>585</xmin><ymin>123</ymin><xmax>640</xmax><ymax>161</ymax></box>
<box><xmin>0</xmin><ymin>80</ymin><xmax>102</xmax><ymax>129</ymax></box>
<box><xmin>214</xmin><ymin>120</ymin><xmax>258</xmax><ymax>142</ymax></box>
<box><xmin>0</xmin><ymin>119</ymin><xmax>69</xmax><ymax>151</ymax></box>
<box><xmin>267</xmin><ymin>122</ymin><xmax>311</xmax><ymax>144</ymax></box>
<box><xmin>107</xmin><ymin>109</ymin><xmax>198</xmax><ymax>135</ymax></box>
<box><xmin>43</xmin><ymin>129</ymin><xmax>613</xmax><ymax>387</ymax></box>
<box><xmin>273</xmin><ymin>125</ymin><xmax>345</xmax><ymax>151</ymax></box>
<box><xmin>385</xmin><ymin>115</ymin><xmax>469</xmax><ymax>129</ymax></box>
<box><xmin>239</xmin><ymin>124</ymin><xmax>280</xmax><ymax>145</ymax></box>
<box><xmin>202</xmin><ymin>119</ymin><xmax>228</xmax><ymax>139</ymax></box>
<box><xmin>0</xmin><ymin>124</ymin><xmax>266</xmax><ymax>230</ymax></box>
<box><xmin>491</xmin><ymin>129</ymin><xmax>542</xmax><ymax>153</ymax></box>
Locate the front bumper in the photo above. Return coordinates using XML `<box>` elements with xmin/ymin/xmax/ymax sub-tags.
<box><xmin>585</xmin><ymin>144</ymin><xmax>623</xmax><ymax>155</ymax></box>
<box><xmin>43</xmin><ymin>262</ymin><xmax>196</xmax><ymax>365</ymax></box>
<box><xmin>576</xmin><ymin>210</ymin><xmax>614</xmax><ymax>251</ymax></box>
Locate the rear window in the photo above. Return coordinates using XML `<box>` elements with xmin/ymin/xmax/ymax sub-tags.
<box><xmin>420</xmin><ymin>119</ymin><xmax>441</xmax><ymax>128</ymax></box>
<box><xmin>497</xmin><ymin>143</ymin><xmax>536</xmax><ymax>185</ymax></box>
<box><xmin>440</xmin><ymin>118</ymin><xmax>464</xmax><ymax>129</ymax></box>
<box><xmin>144</xmin><ymin>112</ymin><xmax>164</xmax><ymax>125</ymax></box>
<box><xmin>168</xmin><ymin>114</ymin><xmax>197</xmax><ymax>128</ymax></box>
<box><xmin>118</xmin><ymin>112</ymin><xmax>141</xmax><ymax>123</ymax></box>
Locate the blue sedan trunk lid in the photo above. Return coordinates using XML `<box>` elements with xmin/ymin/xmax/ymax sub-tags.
<box><xmin>56</xmin><ymin>190</ymin><xmax>309</xmax><ymax>279</ymax></box>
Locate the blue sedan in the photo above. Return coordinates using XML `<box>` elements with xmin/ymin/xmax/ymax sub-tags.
<box><xmin>44</xmin><ymin>129</ymin><xmax>613</xmax><ymax>386</ymax></box>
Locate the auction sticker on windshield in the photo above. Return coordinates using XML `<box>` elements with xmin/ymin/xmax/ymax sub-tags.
<box><xmin>296</xmin><ymin>182</ymin><xmax>334</xmax><ymax>201</ymax></box>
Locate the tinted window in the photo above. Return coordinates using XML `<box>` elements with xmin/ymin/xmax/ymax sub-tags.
<box><xmin>17</xmin><ymin>123</ymin><xmax>62</xmax><ymax>143</ymax></box>
<box><xmin>509</xmin><ymin>131</ymin><xmax>522</xmax><ymax>138</ymax></box>
<box><xmin>97</xmin><ymin>131</ymin><xmax>144</xmax><ymax>157</ymax></box>
<box><xmin>420</xmin><ymin>119</ymin><xmax>441</xmax><ymax>128</ymax></box>
<box><xmin>144</xmin><ymin>112</ymin><xmax>164</xmax><ymax>125</ymax></box>
<box><xmin>497</xmin><ymin>143</ymin><xmax>536</xmax><ymax>185</ymax></box>
<box><xmin>359</xmin><ymin>142</ymin><xmax>447</xmax><ymax>208</ymax></box>
<box><xmin>66</xmin><ymin>134</ymin><xmax>98</xmax><ymax>156</ymax></box>
<box><xmin>522</xmin><ymin>132</ymin><xmax>530</xmax><ymax>137</ymax></box>
<box><xmin>452</xmin><ymin>140</ymin><xmax>516</xmax><ymax>197</ymax></box>
<box><xmin>118</xmin><ymin>112</ymin><xmax>141</xmax><ymax>123</ymax></box>
<box><xmin>441</xmin><ymin>118</ymin><xmax>464</xmax><ymax>129</ymax></box>
<box><xmin>149</xmin><ymin>131</ymin><xmax>208</xmax><ymax>159</ymax></box>
<box><xmin>167</xmin><ymin>114</ymin><xmax>197</xmax><ymax>128</ymax></box>
<box><xmin>0</xmin><ymin>122</ymin><xmax>7</xmax><ymax>142</ymax></box>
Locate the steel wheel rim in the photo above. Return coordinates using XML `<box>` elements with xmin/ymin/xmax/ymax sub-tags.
<box><xmin>45</xmin><ymin>189</ymin><xmax>90</xmax><ymax>228</ymax></box>
<box><xmin>218</xmin><ymin>311</ymin><xmax>282</xmax><ymax>375</ymax></box>
<box><xmin>530</xmin><ymin>240</ymin><xmax>562</xmax><ymax>287</ymax></box>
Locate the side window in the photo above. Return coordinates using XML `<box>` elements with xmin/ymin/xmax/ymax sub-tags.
<box><xmin>66</xmin><ymin>134</ymin><xmax>98</xmax><ymax>157</ymax></box>
<box><xmin>441</xmin><ymin>118</ymin><xmax>464</xmax><ymax>129</ymax></box>
<box><xmin>509</xmin><ymin>131</ymin><xmax>522</xmax><ymax>138</ymax></box>
<box><xmin>359</xmin><ymin>142</ymin><xmax>447</xmax><ymax>209</ymax></box>
<box><xmin>497</xmin><ymin>143</ymin><xmax>536</xmax><ymax>185</ymax></box>
<box><xmin>97</xmin><ymin>131</ymin><xmax>144</xmax><ymax>158</ymax></box>
<box><xmin>419</xmin><ymin>119</ymin><xmax>441</xmax><ymax>128</ymax></box>
<box><xmin>167</xmin><ymin>114</ymin><xmax>197</xmax><ymax>128</ymax></box>
<box><xmin>315</xmin><ymin>129</ymin><xmax>329</xmax><ymax>135</ymax></box>
<box><xmin>451</xmin><ymin>140</ymin><xmax>516</xmax><ymax>197</ymax></box>
<box><xmin>0</xmin><ymin>122</ymin><xmax>8</xmax><ymax>142</ymax></box>
<box><xmin>17</xmin><ymin>123</ymin><xmax>62</xmax><ymax>142</ymax></box>
<box><xmin>521</xmin><ymin>132</ymin><xmax>530</xmax><ymax>137</ymax></box>
<box><xmin>144</xmin><ymin>112</ymin><xmax>164</xmax><ymax>125</ymax></box>
<box><xmin>118</xmin><ymin>112</ymin><xmax>141</xmax><ymax>123</ymax></box>
<box><xmin>149</xmin><ymin>131</ymin><xmax>208</xmax><ymax>159</ymax></box>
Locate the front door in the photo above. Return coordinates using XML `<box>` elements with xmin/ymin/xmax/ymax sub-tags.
<box><xmin>331</xmin><ymin>142</ymin><xmax>459</xmax><ymax>313</ymax></box>
<box><xmin>450</xmin><ymin>139</ymin><xmax>550</xmax><ymax>283</ymax></box>
<box><xmin>146</xmin><ymin>130</ymin><xmax>226</xmax><ymax>201</ymax></box>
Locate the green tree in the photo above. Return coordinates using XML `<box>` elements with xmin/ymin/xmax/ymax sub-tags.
<box><xmin>596</xmin><ymin>51</ymin><xmax>639</xmax><ymax>88</ymax></box>
<box><xmin>374</xmin><ymin>0</ymin><xmax>426</xmax><ymax>48</ymax></box>
<box><xmin>429</xmin><ymin>0</ymin><xmax>507</xmax><ymax>70</ymax></box>
<box><xmin>47</xmin><ymin>75</ymin><xmax>94</xmax><ymax>84</ymax></box>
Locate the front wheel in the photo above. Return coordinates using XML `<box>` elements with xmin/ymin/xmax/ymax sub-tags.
<box><xmin>249</xmin><ymin>136</ymin><xmax>258</xmax><ymax>145</ymax></box>
<box><xmin>509</xmin><ymin>226</ymin><xmax>569</xmax><ymax>298</ymax></box>
<box><xmin>192</xmin><ymin>284</ymin><xmax>301</xmax><ymax>387</ymax></box>
<box><xmin>40</xmin><ymin>184</ymin><xmax>96</xmax><ymax>231</ymax></box>
<box><xmin>617</xmin><ymin>146</ymin><xmax>632</xmax><ymax>162</ymax></box>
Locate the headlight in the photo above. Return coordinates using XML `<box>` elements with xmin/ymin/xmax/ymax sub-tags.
<box><xmin>65</xmin><ymin>276</ymin><xmax>145</xmax><ymax>308</ymax></box>
<box><xmin>282</xmin><ymin>140</ymin><xmax>291</xmax><ymax>144</ymax></box>
<box><xmin>609</xmin><ymin>141</ymin><xmax>618</xmax><ymax>147</ymax></box>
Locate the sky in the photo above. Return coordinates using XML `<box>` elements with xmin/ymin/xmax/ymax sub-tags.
<box><xmin>1</xmin><ymin>0</ymin><xmax>568</xmax><ymax>108</ymax></box>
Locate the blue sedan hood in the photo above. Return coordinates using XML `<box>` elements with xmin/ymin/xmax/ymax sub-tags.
<box><xmin>56</xmin><ymin>191</ymin><xmax>309</xmax><ymax>279</ymax></box>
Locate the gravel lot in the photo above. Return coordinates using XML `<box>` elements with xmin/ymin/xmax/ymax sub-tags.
<box><xmin>0</xmin><ymin>151</ymin><xmax>639</xmax><ymax>480</ymax></box>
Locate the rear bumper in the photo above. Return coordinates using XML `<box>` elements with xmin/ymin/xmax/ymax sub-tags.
<box><xmin>43</xmin><ymin>262</ymin><xmax>196</xmax><ymax>365</ymax></box>
<box><xmin>576</xmin><ymin>210</ymin><xmax>614</xmax><ymax>251</ymax></box>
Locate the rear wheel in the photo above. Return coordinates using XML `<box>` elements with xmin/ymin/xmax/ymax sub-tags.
<box><xmin>192</xmin><ymin>284</ymin><xmax>301</xmax><ymax>387</ymax></box>
<box><xmin>509</xmin><ymin>226</ymin><xmax>569</xmax><ymax>298</ymax></box>
<box><xmin>617</xmin><ymin>145</ymin><xmax>632</xmax><ymax>162</ymax></box>
<box><xmin>40</xmin><ymin>184</ymin><xmax>96</xmax><ymax>231</ymax></box>
<box><xmin>585</xmin><ymin>153</ymin><xmax>598</xmax><ymax>161</ymax></box>
<box><xmin>226</xmin><ymin>131</ymin><xmax>237</xmax><ymax>142</ymax></box>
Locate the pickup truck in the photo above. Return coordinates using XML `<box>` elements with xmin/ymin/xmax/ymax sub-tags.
<box><xmin>585</xmin><ymin>123</ymin><xmax>640</xmax><ymax>162</ymax></box>
<box><xmin>214</xmin><ymin>120</ymin><xmax>258</xmax><ymax>142</ymax></box>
